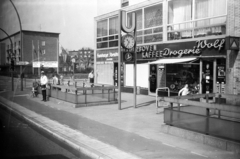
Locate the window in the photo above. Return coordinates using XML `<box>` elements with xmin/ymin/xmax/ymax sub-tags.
<box><xmin>97</xmin><ymin>19</ymin><xmax>108</xmax><ymax>37</ymax></box>
<box><xmin>97</xmin><ymin>17</ymin><xmax>119</xmax><ymax>49</ymax></box>
<box><xmin>42</xmin><ymin>41</ymin><xmax>45</xmax><ymax>46</ymax></box>
<box><xmin>109</xmin><ymin>17</ymin><xmax>118</xmax><ymax>35</ymax></box>
<box><xmin>128</xmin><ymin>4</ymin><xmax>163</xmax><ymax>44</ymax></box>
<box><xmin>167</xmin><ymin>0</ymin><xmax>226</xmax><ymax>40</ymax></box>
<box><xmin>195</xmin><ymin>0</ymin><xmax>226</xmax><ymax>26</ymax></box>
<box><xmin>144</xmin><ymin>4</ymin><xmax>163</xmax><ymax>28</ymax></box>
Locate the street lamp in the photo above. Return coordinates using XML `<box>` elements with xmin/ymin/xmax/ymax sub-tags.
<box><xmin>9</xmin><ymin>0</ymin><xmax>23</xmax><ymax>91</ymax></box>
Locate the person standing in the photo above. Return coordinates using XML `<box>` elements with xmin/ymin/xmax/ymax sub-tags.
<box><xmin>40</xmin><ymin>71</ymin><xmax>48</xmax><ymax>102</ymax></box>
<box><xmin>178</xmin><ymin>84</ymin><xmax>190</xmax><ymax>96</ymax></box>
<box><xmin>178</xmin><ymin>84</ymin><xmax>190</xmax><ymax>106</ymax></box>
<box><xmin>52</xmin><ymin>73</ymin><xmax>59</xmax><ymax>85</ymax></box>
<box><xmin>88</xmin><ymin>70</ymin><xmax>94</xmax><ymax>83</ymax></box>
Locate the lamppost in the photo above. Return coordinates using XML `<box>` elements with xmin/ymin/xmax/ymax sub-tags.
<box><xmin>9</xmin><ymin>0</ymin><xmax>23</xmax><ymax>91</ymax></box>
<box><xmin>0</xmin><ymin>28</ymin><xmax>15</xmax><ymax>91</ymax></box>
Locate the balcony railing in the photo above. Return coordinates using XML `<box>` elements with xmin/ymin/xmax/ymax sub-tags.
<box><xmin>167</xmin><ymin>15</ymin><xmax>226</xmax><ymax>41</ymax></box>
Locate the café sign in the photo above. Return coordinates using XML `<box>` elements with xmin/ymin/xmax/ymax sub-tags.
<box><xmin>137</xmin><ymin>38</ymin><xmax>225</xmax><ymax>60</ymax></box>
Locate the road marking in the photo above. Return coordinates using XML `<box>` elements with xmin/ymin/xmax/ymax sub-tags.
<box><xmin>191</xmin><ymin>151</ymin><xmax>208</xmax><ymax>158</ymax></box>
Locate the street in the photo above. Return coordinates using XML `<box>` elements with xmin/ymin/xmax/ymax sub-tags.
<box><xmin>0</xmin><ymin>105</ymin><xmax>79</xmax><ymax>159</ymax></box>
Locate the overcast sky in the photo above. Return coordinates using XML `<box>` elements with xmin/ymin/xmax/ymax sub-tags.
<box><xmin>0</xmin><ymin>0</ymin><xmax>98</xmax><ymax>51</ymax></box>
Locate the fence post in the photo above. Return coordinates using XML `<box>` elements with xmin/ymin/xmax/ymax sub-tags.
<box><xmin>85</xmin><ymin>87</ymin><xmax>87</xmax><ymax>105</ymax></box>
<box><xmin>92</xmin><ymin>84</ymin><xmax>94</xmax><ymax>94</ymax></box>
<box><xmin>83</xmin><ymin>82</ymin><xmax>85</xmax><ymax>94</ymax></box>
<box><xmin>108</xmin><ymin>89</ymin><xmax>110</xmax><ymax>102</ymax></box>
<box><xmin>75</xmin><ymin>88</ymin><xmax>78</xmax><ymax>105</ymax></box>
<box><xmin>170</xmin><ymin>102</ymin><xmax>173</xmax><ymax>126</ymax></box>
<box><xmin>102</xmin><ymin>85</ymin><xmax>104</xmax><ymax>98</ymax></box>
<box><xmin>113</xmin><ymin>88</ymin><xmax>115</xmax><ymax>100</ymax></box>
<box><xmin>218</xmin><ymin>94</ymin><xmax>221</xmax><ymax>118</ymax></box>
<box><xmin>206</xmin><ymin>107</ymin><xmax>210</xmax><ymax>135</ymax></box>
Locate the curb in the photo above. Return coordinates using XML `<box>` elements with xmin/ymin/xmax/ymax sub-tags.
<box><xmin>0</xmin><ymin>96</ymin><xmax>142</xmax><ymax>159</ymax></box>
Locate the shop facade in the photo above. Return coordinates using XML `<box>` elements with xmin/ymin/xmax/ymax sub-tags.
<box><xmin>95</xmin><ymin>0</ymin><xmax>240</xmax><ymax>96</ymax></box>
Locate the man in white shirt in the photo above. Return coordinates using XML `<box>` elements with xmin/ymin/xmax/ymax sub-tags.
<box><xmin>40</xmin><ymin>71</ymin><xmax>48</xmax><ymax>102</ymax></box>
<box><xmin>88</xmin><ymin>70</ymin><xmax>94</xmax><ymax>83</ymax></box>
<box><xmin>178</xmin><ymin>84</ymin><xmax>190</xmax><ymax>106</ymax></box>
<box><xmin>178</xmin><ymin>84</ymin><xmax>190</xmax><ymax>96</ymax></box>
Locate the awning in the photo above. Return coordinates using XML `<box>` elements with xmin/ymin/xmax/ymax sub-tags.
<box><xmin>147</xmin><ymin>57</ymin><xmax>197</xmax><ymax>64</ymax></box>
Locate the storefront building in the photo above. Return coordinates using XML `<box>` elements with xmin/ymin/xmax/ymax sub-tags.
<box><xmin>94</xmin><ymin>0</ymin><xmax>240</xmax><ymax>96</ymax></box>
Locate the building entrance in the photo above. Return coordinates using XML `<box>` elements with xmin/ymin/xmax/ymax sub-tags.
<box><xmin>149</xmin><ymin>64</ymin><xmax>157</xmax><ymax>94</ymax></box>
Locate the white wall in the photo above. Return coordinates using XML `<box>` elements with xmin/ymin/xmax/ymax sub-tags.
<box><xmin>126</xmin><ymin>64</ymin><xmax>149</xmax><ymax>88</ymax></box>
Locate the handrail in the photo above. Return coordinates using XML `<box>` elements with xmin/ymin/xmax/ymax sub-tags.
<box><xmin>156</xmin><ymin>87</ymin><xmax>170</xmax><ymax>113</ymax></box>
<box><xmin>159</xmin><ymin>94</ymin><xmax>240</xmax><ymax>114</ymax></box>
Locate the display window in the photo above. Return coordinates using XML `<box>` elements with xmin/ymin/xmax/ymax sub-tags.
<box><xmin>166</xmin><ymin>63</ymin><xmax>199</xmax><ymax>94</ymax></box>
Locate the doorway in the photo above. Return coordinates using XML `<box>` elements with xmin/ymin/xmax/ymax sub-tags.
<box><xmin>202</xmin><ymin>60</ymin><xmax>214</xmax><ymax>94</ymax></box>
<box><xmin>149</xmin><ymin>64</ymin><xmax>157</xmax><ymax>95</ymax></box>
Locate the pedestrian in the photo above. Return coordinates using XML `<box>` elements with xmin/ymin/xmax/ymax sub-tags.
<box><xmin>52</xmin><ymin>73</ymin><xmax>59</xmax><ymax>85</ymax></box>
<box><xmin>88</xmin><ymin>70</ymin><xmax>94</xmax><ymax>84</ymax></box>
<box><xmin>178</xmin><ymin>84</ymin><xmax>190</xmax><ymax>106</ymax></box>
<box><xmin>40</xmin><ymin>71</ymin><xmax>48</xmax><ymax>102</ymax></box>
<box><xmin>178</xmin><ymin>84</ymin><xmax>190</xmax><ymax>96</ymax></box>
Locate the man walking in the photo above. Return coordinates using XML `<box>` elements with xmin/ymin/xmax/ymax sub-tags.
<box><xmin>40</xmin><ymin>71</ymin><xmax>48</xmax><ymax>102</ymax></box>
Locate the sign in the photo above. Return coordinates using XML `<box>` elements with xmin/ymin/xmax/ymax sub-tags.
<box><xmin>16</xmin><ymin>61</ymin><xmax>29</xmax><ymax>65</ymax></box>
<box><xmin>225</xmin><ymin>36</ymin><xmax>239</xmax><ymax>50</ymax></box>
<box><xmin>96</xmin><ymin>49</ymin><xmax>118</xmax><ymax>62</ymax></box>
<box><xmin>136</xmin><ymin>38</ymin><xmax>226</xmax><ymax>60</ymax></box>
<box><xmin>122</xmin><ymin>52</ymin><xmax>135</xmax><ymax>63</ymax></box>
<box><xmin>121</xmin><ymin>11</ymin><xmax>136</xmax><ymax>33</ymax></box>
<box><xmin>33</xmin><ymin>61</ymin><xmax>58</xmax><ymax>68</ymax></box>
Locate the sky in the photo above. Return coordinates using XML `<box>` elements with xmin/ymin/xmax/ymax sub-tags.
<box><xmin>0</xmin><ymin>0</ymin><xmax>98</xmax><ymax>51</ymax></box>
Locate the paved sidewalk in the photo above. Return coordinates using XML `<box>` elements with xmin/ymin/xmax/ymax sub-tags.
<box><xmin>0</xmin><ymin>84</ymin><xmax>239</xmax><ymax>158</ymax></box>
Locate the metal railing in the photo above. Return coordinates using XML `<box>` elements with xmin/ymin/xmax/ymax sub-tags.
<box><xmin>160</xmin><ymin>93</ymin><xmax>240</xmax><ymax>142</ymax></box>
<box><xmin>156</xmin><ymin>87</ymin><xmax>170</xmax><ymax>114</ymax></box>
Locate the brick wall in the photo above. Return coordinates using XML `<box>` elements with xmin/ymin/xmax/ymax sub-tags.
<box><xmin>226</xmin><ymin>0</ymin><xmax>240</xmax><ymax>96</ymax></box>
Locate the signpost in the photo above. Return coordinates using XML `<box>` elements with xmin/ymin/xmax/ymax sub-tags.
<box><xmin>119</xmin><ymin>10</ymin><xmax>136</xmax><ymax>110</ymax></box>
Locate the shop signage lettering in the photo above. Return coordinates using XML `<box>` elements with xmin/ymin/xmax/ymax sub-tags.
<box><xmin>97</xmin><ymin>52</ymin><xmax>118</xmax><ymax>58</ymax></box>
<box><xmin>196</xmin><ymin>39</ymin><xmax>225</xmax><ymax>51</ymax></box>
<box><xmin>139</xmin><ymin>39</ymin><xmax>225</xmax><ymax>59</ymax></box>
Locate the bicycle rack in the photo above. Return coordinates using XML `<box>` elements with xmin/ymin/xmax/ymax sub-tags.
<box><xmin>156</xmin><ymin>87</ymin><xmax>170</xmax><ymax>114</ymax></box>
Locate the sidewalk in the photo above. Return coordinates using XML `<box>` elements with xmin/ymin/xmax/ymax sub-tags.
<box><xmin>0</xmin><ymin>84</ymin><xmax>239</xmax><ymax>158</ymax></box>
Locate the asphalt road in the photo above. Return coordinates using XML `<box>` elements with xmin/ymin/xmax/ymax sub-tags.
<box><xmin>0</xmin><ymin>106</ymin><xmax>79</xmax><ymax>159</ymax></box>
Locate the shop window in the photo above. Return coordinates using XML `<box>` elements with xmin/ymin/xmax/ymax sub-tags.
<box><xmin>166</xmin><ymin>64</ymin><xmax>199</xmax><ymax>93</ymax></box>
